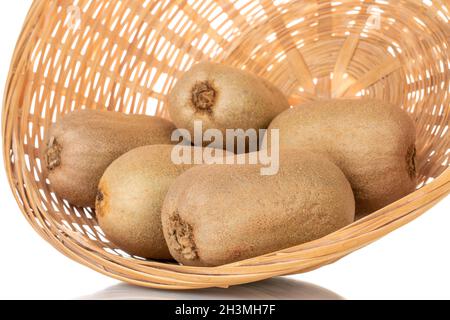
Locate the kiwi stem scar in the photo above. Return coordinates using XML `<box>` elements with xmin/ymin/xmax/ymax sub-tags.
<box><xmin>191</xmin><ymin>81</ymin><xmax>216</xmax><ymax>114</ymax></box>
<box><xmin>168</xmin><ymin>212</ymin><xmax>198</xmax><ymax>261</ymax></box>
<box><xmin>96</xmin><ymin>190</ymin><xmax>104</xmax><ymax>203</ymax></box>
<box><xmin>406</xmin><ymin>144</ymin><xmax>417</xmax><ymax>179</ymax></box>
<box><xmin>46</xmin><ymin>136</ymin><xmax>62</xmax><ymax>171</ymax></box>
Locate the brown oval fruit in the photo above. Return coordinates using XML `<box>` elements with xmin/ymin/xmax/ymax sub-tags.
<box><xmin>265</xmin><ymin>99</ymin><xmax>417</xmax><ymax>218</ymax></box>
<box><xmin>45</xmin><ymin>110</ymin><xmax>176</xmax><ymax>207</ymax></box>
<box><xmin>96</xmin><ymin>145</ymin><xmax>231</xmax><ymax>259</ymax></box>
<box><xmin>168</xmin><ymin>62</ymin><xmax>289</xmax><ymax>153</ymax></box>
<box><xmin>161</xmin><ymin>150</ymin><xmax>355</xmax><ymax>267</ymax></box>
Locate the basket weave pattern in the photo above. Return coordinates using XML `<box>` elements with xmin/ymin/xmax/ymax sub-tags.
<box><xmin>2</xmin><ymin>0</ymin><xmax>449</xmax><ymax>289</ymax></box>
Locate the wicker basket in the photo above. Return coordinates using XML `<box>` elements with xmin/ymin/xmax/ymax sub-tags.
<box><xmin>2</xmin><ymin>0</ymin><xmax>449</xmax><ymax>290</ymax></box>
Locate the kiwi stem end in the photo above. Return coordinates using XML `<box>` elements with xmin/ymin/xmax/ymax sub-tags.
<box><xmin>46</xmin><ymin>136</ymin><xmax>62</xmax><ymax>171</ymax></box>
<box><xmin>191</xmin><ymin>81</ymin><xmax>216</xmax><ymax>114</ymax></box>
<box><xmin>168</xmin><ymin>212</ymin><xmax>199</xmax><ymax>261</ymax></box>
<box><xmin>406</xmin><ymin>144</ymin><xmax>417</xmax><ymax>180</ymax></box>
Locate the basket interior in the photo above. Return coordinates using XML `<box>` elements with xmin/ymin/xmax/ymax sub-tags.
<box><xmin>4</xmin><ymin>0</ymin><xmax>449</xmax><ymax>266</ymax></box>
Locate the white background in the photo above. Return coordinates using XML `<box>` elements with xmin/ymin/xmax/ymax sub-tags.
<box><xmin>0</xmin><ymin>1</ymin><xmax>448</xmax><ymax>300</ymax></box>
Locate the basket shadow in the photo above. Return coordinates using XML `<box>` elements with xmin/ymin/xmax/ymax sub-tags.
<box><xmin>79</xmin><ymin>277</ymin><xmax>343</xmax><ymax>300</ymax></box>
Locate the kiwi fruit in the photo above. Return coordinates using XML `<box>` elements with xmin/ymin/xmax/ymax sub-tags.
<box><xmin>96</xmin><ymin>145</ymin><xmax>231</xmax><ymax>259</ymax></box>
<box><xmin>161</xmin><ymin>150</ymin><xmax>355</xmax><ymax>267</ymax></box>
<box><xmin>45</xmin><ymin>109</ymin><xmax>176</xmax><ymax>208</ymax></box>
<box><xmin>264</xmin><ymin>99</ymin><xmax>417</xmax><ymax>218</ymax></box>
<box><xmin>168</xmin><ymin>62</ymin><xmax>289</xmax><ymax>153</ymax></box>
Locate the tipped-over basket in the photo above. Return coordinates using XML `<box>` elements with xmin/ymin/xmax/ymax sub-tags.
<box><xmin>2</xmin><ymin>0</ymin><xmax>449</xmax><ymax>289</ymax></box>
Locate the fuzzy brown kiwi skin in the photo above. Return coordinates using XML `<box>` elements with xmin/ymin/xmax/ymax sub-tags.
<box><xmin>161</xmin><ymin>150</ymin><xmax>355</xmax><ymax>267</ymax></box>
<box><xmin>95</xmin><ymin>145</ymin><xmax>180</xmax><ymax>260</ymax></box>
<box><xmin>45</xmin><ymin>109</ymin><xmax>177</xmax><ymax>208</ymax></box>
<box><xmin>265</xmin><ymin>99</ymin><xmax>417</xmax><ymax>218</ymax></box>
